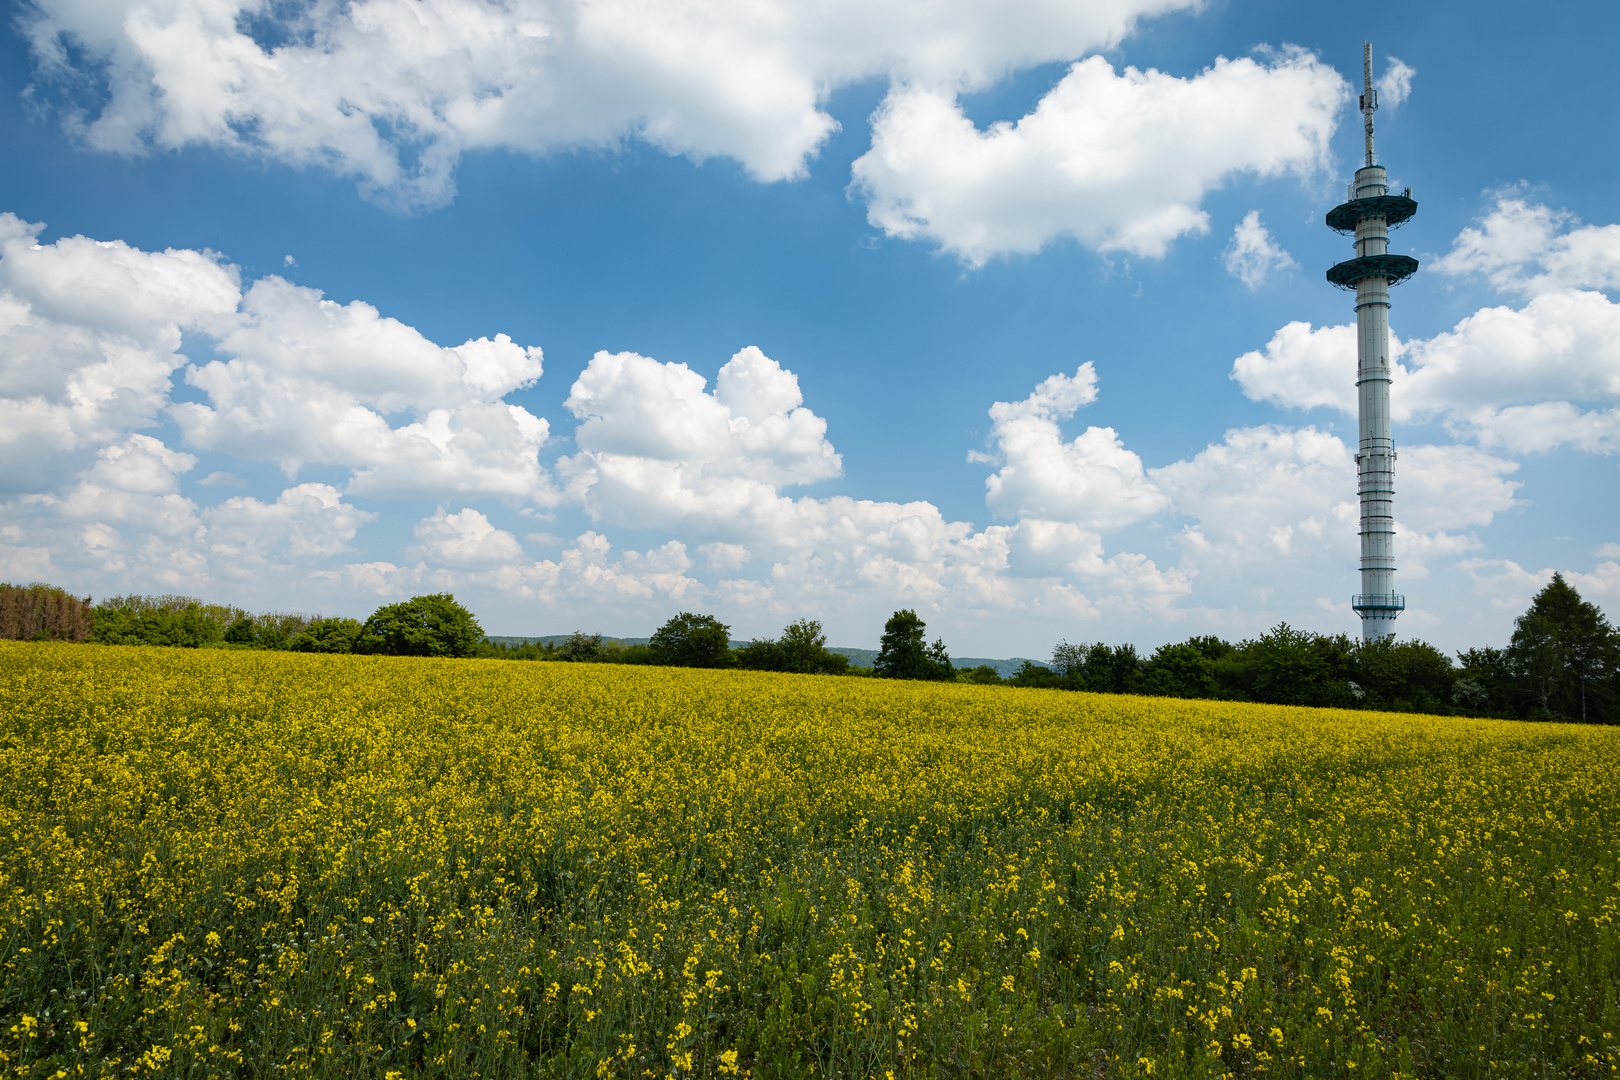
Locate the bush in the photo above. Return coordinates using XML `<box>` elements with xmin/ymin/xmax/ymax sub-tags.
<box><xmin>958</xmin><ymin>665</ymin><xmax>1002</xmax><ymax>685</ymax></box>
<box><xmin>90</xmin><ymin>603</ymin><xmax>226</xmax><ymax>648</ymax></box>
<box><xmin>649</xmin><ymin>612</ymin><xmax>733</xmax><ymax>668</ymax></box>
<box><xmin>734</xmin><ymin>619</ymin><xmax>849</xmax><ymax>675</ymax></box>
<box><xmin>0</xmin><ymin>583</ymin><xmax>95</xmax><ymax>642</ymax></box>
<box><xmin>359</xmin><ymin>594</ymin><xmax>484</xmax><ymax>658</ymax></box>
<box><xmin>290</xmin><ymin>617</ymin><xmax>365</xmax><ymax>654</ymax></box>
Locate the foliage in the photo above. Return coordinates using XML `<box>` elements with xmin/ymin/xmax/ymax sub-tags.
<box><xmin>0</xmin><ymin>583</ymin><xmax>94</xmax><ymax>642</ymax></box>
<box><xmin>956</xmin><ymin>664</ymin><xmax>1003</xmax><ymax>685</ymax></box>
<box><xmin>87</xmin><ymin>594</ymin><xmax>315</xmax><ymax>651</ymax></box>
<box><xmin>734</xmin><ymin>619</ymin><xmax>850</xmax><ymax>675</ymax></box>
<box><xmin>2</xmin><ymin>644</ymin><xmax>1617</xmax><ymax>1077</ymax></box>
<box><xmin>1504</xmin><ymin>572</ymin><xmax>1619</xmax><ymax>723</ymax></box>
<box><xmin>649</xmin><ymin>612</ymin><xmax>733</xmax><ymax>668</ymax></box>
<box><xmin>88</xmin><ymin>602</ymin><xmax>228</xmax><ymax>648</ymax></box>
<box><xmin>559</xmin><ymin>631</ymin><xmax>605</xmax><ymax>662</ymax></box>
<box><xmin>43</xmin><ymin>574</ymin><xmax>1620</xmax><ymax>719</ymax></box>
<box><xmin>1026</xmin><ymin>627</ymin><xmax>1508</xmax><ymax>717</ymax></box>
<box><xmin>290</xmin><ymin>617</ymin><xmax>366</xmax><ymax>654</ymax></box>
<box><xmin>873</xmin><ymin>609</ymin><xmax>953</xmax><ymax>681</ymax></box>
<box><xmin>359</xmin><ymin>594</ymin><xmax>485</xmax><ymax>658</ymax></box>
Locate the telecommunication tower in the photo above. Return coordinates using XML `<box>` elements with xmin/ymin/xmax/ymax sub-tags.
<box><xmin>1325</xmin><ymin>43</ymin><xmax>1418</xmax><ymax>640</ymax></box>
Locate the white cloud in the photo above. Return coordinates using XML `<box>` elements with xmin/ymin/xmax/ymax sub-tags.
<box><xmin>410</xmin><ymin>507</ymin><xmax>526</xmax><ymax>567</ymax></box>
<box><xmin>0</xmin><ymin>215</ymin><xmax>558</xmax><ymax>502</ymax></box>
<box><xmin>560</xmin><ymin>346</ymin><xmax>841</xmax><ymax>530</ymax></box>
<box><xmin>1394</xmin><ymin>444</ymin><xmax>1520</xmax><ymax>534</ymax></box>
<box><xmin>176</xmin><ymin>277</ymin><xmax>554</xmax><ymax>498</ymax></box>
<box><xmin>1460</xmin><ymin>559</ymin><xmax>1553</xmax><ymax>611</ymax></box>
<box><xmin>0</xmin><ymin>543</ymin><xmax>54</xmax><ymax>581</ymax></box>
<box><xmin>850</xmin><ymin>48</ymin><xmax>1346</xmax><ymax>265</ymax></box>
<box><xmin>1572</xmin><ymin>559</ymin><xmax>1620</xmax><ymax>602</ymax></box>
<box><xmin>1230</xmin><ymin>321</ymin><xmax>1363</xmax><ymax>414</ymax></box>
<box><xmin>2</xmin><ymin>434</ymin><xmax>376</xmax><ymax>592</ymax></box>
<box><xmin>86</xmin><ymin>433</ymin><xmax>197</xmax><ymax>494</ymax></box>
<box><xmin>1432</xmin><ymin>192</ymin><xmax>1620</xmax><ymax>296</ymax></box>
<box><xmin>1222</xmin><ymin>210</ymin><xmax>1297</xmax><ymax>288</ymax></box>
<box><xmin>700</xmin><ymin>541</ymin><xmax>752</xmax><ymax>572</ymax></box>
<box><xmin>10</xmin><ymin>435</ymin><xmax>210</xmax><ymax>585</ymax></box>
<box><xmin>1151</xmin><ymin>425</ymin><xmax>1355</xmax><ymax>567</ymax></box>
<box><xmin>307</xmin><ymin>561</ymin><xmax>443</xmax><ymax>600</ymax></box>
<box><xmin>22</xmin><ymin>0</ymin><xmax>1198</xmax><ymax>209</ymax></box>
<box><xmin>980</xmin><ymin>364</ymin><xmax>1169</xmax><ymax>529</ymax></box>
<box><xmin>548</xmin><ymin>351</ymin><xmax>1191</xmax><ymax>628</ymax></box>
<box><xmin>1377</xmin><ymin>57</ymin><xmax>1414</xmax><ymax>108</ymax></box>
<box><xmin>479</xmin><ymin>532</ymin><xmax>703</xmax><ymax>608</ymax></box>
<box><xmin>0</xmin><ymin>213</ymin><xmax>240</xmax><ymax>492</ymax></box>
<box><xmin>1233</xmin><ymin>201</ymin><xmax>1620</xmax><ymax>454</ymax></box>
<box><xmin>205</xmin><ymin>483</ymin><xmax>377</xmax><ymax>566</ymax></box>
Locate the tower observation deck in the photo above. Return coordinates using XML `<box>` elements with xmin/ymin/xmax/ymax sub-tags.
<box><xmin>1326</xmin><ymin>43</ymin><xmax>1418</xmax><ymax>640</ymax></box>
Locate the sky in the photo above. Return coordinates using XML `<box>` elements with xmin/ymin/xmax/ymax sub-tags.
<box><xmin>1</xmin><ymin>0</ymin><xmax>1617</xmax><ymax>657</ymax></box>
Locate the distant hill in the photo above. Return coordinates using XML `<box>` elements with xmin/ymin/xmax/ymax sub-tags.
<box><xmin>486</xmin><ymin>635</ymin><xmax>1045</xmax><ymax>677</ymax></box>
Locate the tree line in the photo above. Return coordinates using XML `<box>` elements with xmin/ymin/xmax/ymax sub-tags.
<box><xmin>2</xmin><ymin>573</ymin><xmax>1615</xmax><ymax>722</ymax></box>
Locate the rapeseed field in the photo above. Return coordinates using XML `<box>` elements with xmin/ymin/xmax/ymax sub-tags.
<box><xmin>1</xmin><ymin>643</ymin><xmax>1616</xmax><ymax>1078</ymax></box>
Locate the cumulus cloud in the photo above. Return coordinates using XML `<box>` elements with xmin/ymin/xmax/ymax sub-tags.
<box><xmin>1141</xmin><ymin>426</ymin><xmax>1518</xmax><ymax>593</ymax></box>
<box><xmin>1432</xmin><ymin>192</ymin><xmax>1620</xmax><ymax>296</ymax></box>
<box><xmin>1232</xmin><ymin>199</ymin><xmax>1620</xmax><ymax>454</ymax></box>
<box><xmin>851</xmin><ymin>48</ymin><xmax>1347</xmax><ymax>264</ymax></box>
<box><xmin>1377</xmin><ymin>57</ymin><xmax>1414</xmax><ymax>108</ymax></box>
<box><xmin>560</xmin><ymin>346</ymin><xmax>840</xmax><ymax>530</ymax></box>
<box><xmin>410</xmin><ymin>507</ymin><xmax>526</xmax><ymax>567</ymax></box>
<box><xmin>0</xmin><ymin>214</ymin><xmax>557</xmax><ymax>502</ymax></box>
<box><xmin>2</xmin><ymin>432</ymin><xmax>377</xmax><ymax>591</ymax></box>
<box><xmin>205</xmin><ymin>484</ymin><xmax>377</xmax><ymax>568</ymax></box>
<box><xmin>1151</xmin><ymin>425</ymin><xmax>1355</xmax><ymax>567</ymax></box>
<box><xmin>1393</xmin><ymin>444</ymin><xmax>1520</xmax><ymax>535</ymax></box>
<box><xmin>1223</xmin><ymin>211</ymin><xmax>1297</xmax><ymax>288</ymax></box>
<box><xmin>176</xmin><ymin>277</ymin><xmax>554</xmax><ymax>498</ymax></box>
<box><xmin>21</xmin><ymin>0</ymin><xmax>1197</xmax><ymax>209</ymax></box>
<box><xmin>979</xmin><ymin>364</ymin><xmax>1168</xmax><ymax>529</ymax></box>
<box><xmin>549</xmin><ymin>350</ymin><xmax>1191</xmax><ymax>625</ymax></box>
<box><xmin>0</xmin><ymin>213</ymin><xmax>240</xmax><ymax>492</ymax></box>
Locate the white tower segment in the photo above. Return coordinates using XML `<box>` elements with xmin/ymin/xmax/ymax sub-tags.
<box><xmin>1325</xmin><ymin>43</ymin><xmax>1419</xmax><ymax>640</ymax></box>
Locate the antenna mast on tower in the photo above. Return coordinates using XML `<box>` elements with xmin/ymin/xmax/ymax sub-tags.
<box><xmin>1324</xmin><ymin>44</ymin><xmax>1419</xmax><ymax>640</ymax></box>
<box><xmin>1361</xmin><ymin>41</ymin><xmax>1378</xmax><ymax>167</ymax></box>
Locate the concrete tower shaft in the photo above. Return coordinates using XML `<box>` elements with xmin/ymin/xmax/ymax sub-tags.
<box><xmin>1325</xmin><ymin>43</ymin><xmax>1418</xmax><ymax>640</ymax></box>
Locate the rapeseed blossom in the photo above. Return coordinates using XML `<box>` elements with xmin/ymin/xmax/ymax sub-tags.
<box><xmin>0</xmin><ymin>642</ymin><xmax>1616</xmax><ymax>1077</ymax></box>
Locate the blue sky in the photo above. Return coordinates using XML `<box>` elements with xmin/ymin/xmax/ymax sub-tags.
<box><xmin>1</xmin><ymin>0</ymin><xmax>1617</xmax><ymax>655</ymax></box>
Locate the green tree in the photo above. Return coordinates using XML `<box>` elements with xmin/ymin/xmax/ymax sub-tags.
<box><xmin>649</xmin><ymin>612</ymin><xmax>733</xmax><ymax>668</ymax></box>
<box><xmin>290</xmin><ymin>617</ymin><xmax>365</xmax><ymax>654</ymax></box>
<box><xmin>1235</xmin><ymin>624</ymin><xmax>1357</xmax><ymax>708</ymax></box>
<box><xmin>359</xmin><ymin>594</ymin><xmax>484</xmax><ymax>658</ymax></box>
<box><xmin>1006</xmin><ymin>660</ymin><xmax>1060</xmax><ymax>688</ymax></box>
<box><xmin>1138</xmin><ymin>636</ymin><xmax>1239</xmax><ymax>700</ymax></box>
<box><xmin>736</xmin><ymin>618</ymin><xmax>849</xmax><ymax>675</ymax></box>
<box><xmin>1506</xmin><ymin>572</ymin><xmax>1617</xmax><ymax>723</ymax></box>
<box><xmin>1349</xmin><ymin>636</ymin><xmax>1457</xmax><ymax>714</ymax></box>
<box><xmin>559</xmin><ymin>632</ymin><xmax>605</xmax><ymax>662</ymax></box>
<box><xmin>1051</xmin><ymin>640</ymin><xmax>1142</xmax><ymax>694</ymax></box>
<box><xmin>777</xmin><ymin>619</ymin><xmax>831</xmax><ymax>673</ymax></box>
<box><xmin>873</xmin><ymin>609</ymin><xmax>953</xmax><ymax>681</ymax></box>
<box><xmin>957</xmin><ymin>664</ymin><xmax>1003</xmax><ymax>685</ymax></box>
<box><xmin>224</xmin><ymin>617</ymin><xmax>258</xmax><ymax>645</ymax></box>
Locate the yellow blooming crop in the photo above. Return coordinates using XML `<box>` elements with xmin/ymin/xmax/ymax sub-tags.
<box><xmin>1</xmin><ymin>642</ymin><xmax>1618</xmax><ymax>1077</ymax></box>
